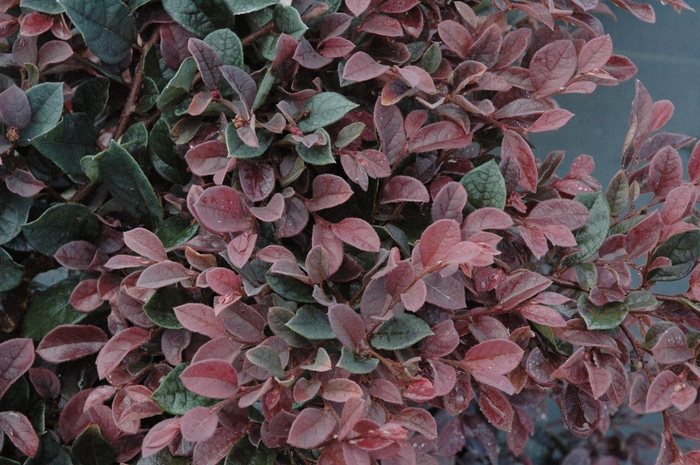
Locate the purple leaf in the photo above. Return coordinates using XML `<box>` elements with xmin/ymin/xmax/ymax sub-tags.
<box><xmin>249</xmin><ymin>193</ymin><xmax>285</xmax><ymax>222</ymax></box>
<box><xmin>37</xmin><ymin>325</ymin><xmax>108</xmax><ymax>363</ymax></box>
<box><xmin>4</xmin><ymin>169</ymin><xmax>45</xmax><ymax>197</ymax></box>
<box><xmin>578</xmin><ymin>34</ymin><xmax>613</xmax><ymax>74</ymax></box>
<box><xmin>0</xmin><ymin>411</ymin><xmax>39</xmax><ymax>457</ymax></box>
<box><xmin>320</xmin><ymin>37</ymin><xmax>355</xmax><ymax>58</ymax></box>
<box><xmin>0</xmin><ymin>85</ymin><xmax>30</xmax><ymax>129</ymax></box>
<box><xmin>525</xmin><ymin>199</ymin><xmax>590</xmax><ymax>229</ymax></box>
<box><xmin>374</xmin><ymin>99</ymin><xmax>405</xmax><ymax>165</ymax></box>
<box><xmin>432</xmin><ymin>181</ymin><xmax>468</xmax><ymax>223</ymax></box>
<box><xmin>328</xmin><ymin>303</ymin><xmax>365</xmax><ymax>351</ymax></box>
<box><xmin>407</xmin><ymin>121</ymin><xmax>472</xmax><ymax>153</ymax></box>
<box><xmin>342</xmin><ymin>51</ymin><xmax>390</xmax><ymax>82</ymax></box>
<box><xmin>28</xmin><ymin>367</ymin><xmax>60</xmax><ymax>398</ymax></box>
<box><xmin>529</xmin><ymin>109</ymin><xmax>575</xmax><ymax>133</ymax></box>
<box><xmin>306</xmin><ymin>174</ymin><xmax>353</xmax><ymax>212</ymax></box>
<box><xmin>647</xmin><ymin>146</ymin><xmax>683</xmax><ymax>199</ymax></box>
<box><xmin>238</xmin><ymin>161</ymin><xmax>275</xmax><ymax>202</ymax></box>
<box><xmin>188</xmin><ymin>38</ymin><xmax>223</xmax><ymax>91</ymax></box>
<box><xmin>180</xmin><ymin>406</ymin><xmax>218</xmax><ymax>442</ymax></box>
<box><xmin>219</xmin><ymin>65</ymin><xmax>256</xmax><ymax>112</ymax></box>
<box><xmin>294</xmin><ymin>38</ymin><xmax>333</xmax><ymax>69</ymax></box>
<box><xmin>174</xmin><ymin>303</ymin><xmax>229</xmax><ymax>339</ymax></box>
<box><xmin>287</xmin><ymin>408</ymin><xmax>336</xmax><ymax>448</ymax></box>
<box><xmin>0</xmin><ymin>338</ymin><xmax>34</xmax><ymax>399</ymax></box>
<box><xmin>381</xmin><ymin>175</ymin><xmax>429</xmax><ymax>204</ymax></box>
<box><xmin>185</xmin><ymin>140</ymin><xmax>230</xmax><ymax>177</ymax></box>
<box><xmin>358</xmin><ymin>15</ymin><xmax>403</xmax><ymax>37</ymax></box>
<box><xmin>496</xmin><ymin>271</ymin><xmax>552</xmax><ymax>310</ymax></box>
<box><xmin>181</xmin><ymin>360</ymin><xmax>239</xmax><ymax>398</ymax></box>
<box><xmin>437</xmin><ymin>20</ymin><xmax>472</xmax><ymax>59</ymax></box>
<box><xmin>645</xmin><ymin>370</ymin><xmax>677</xmax><ymax>413</ymax></box>
<box><xmin>530</xmin><ymin>40</ymin><xmax>577</xmax><ymax>97</ymax></box>
<box><xmin>418</xmin><ymin>219</ymin><xmax>462</xmax><ymax>268</ymax></box>
<box><xmin>464</xmin><ymin>340</ymin><xmax>524</xmax><ymax>375</ymax></box>
<box><xmin>624</xmin><ymin>210</ymin><xmax>662</xmax><ymax>259</ymax></box>
<box><xmin>652</xmin><ymin>326</ymin><xmax>694</xmax><ymax>365</ymax></box>
<box><xmin>136</xmin><ymin>260</ymin><xmax>192</xmax><ymax>289</ymax></box>
<box><xmin>54</xmin><ymin>240</ymin><xmax>98</xmax><ymax>270</ymax></box>
<box><xmin>96</xmin><ymin>327</ymin><xmax>151</xmax><ymax>379</ymax></box>
<box><xmin>502</xmin><ymin>130</ymin><xmax>538</xmax><ymax>192</ymax></box>
<box><xmin>69</xmin><ymin>279</ymin><xmax>102</xmax><ymax>312</ymax></box>
<box><xmin>192</xmin><ymin>185</ymin><xmax>249</xmax><ymax>233</ymax></box>
<box><xmin>141</xmin><ymin>418</ymin><xmax>180</xmax><ymax>458</ymax></box>
<box><xmin>322</xmin><ymin>378</ymin><xmax>363</xmax><ymax>402</ymax></box>
<box><xmin>37</xmin><ymin>40</ymin><xmax>73</xmax><ymax>70</ymax></box>
<box><xmin>20</xmin><ymin>12</ymin><xmax>52</xmax><ymax>36</ymax></box>
<box><xmin>124</xmin><ymin>228</ymin><xmax>167</xmax><ymax>262</ymax></box>
<box><xmin>220</xmin><ymin>301</ymin><xmax>266</xmax><ymax>344</ymax></box>
<box><xmin>331</xmin><ymin>217</ymin><xmax>380</xmax><ymax>252</ymax></box>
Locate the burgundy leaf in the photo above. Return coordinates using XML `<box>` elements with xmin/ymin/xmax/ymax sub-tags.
<box><xmin>401</xmin><ymin>278</ymin><xmax>426</xmax><ymax>311</ymax></box>
<box><xmin>671</xmin><ymin>383</ymin><xmax>696</xmax><ymax>411</ymax></box>
<box><xmin>624</xmin><ymin>210</ymin><xmax>662</xmax><ymax>259</ymax></box>
<box><xmin>249</xmin><ymin>192</ymin><xmax>285</xmax><ymax>223</ymax></box>
<box><xmin>192</xmin><ymin>427</ymin><xmax>245</xmax><ymax>465</ymax></box>
<box><xmin>20</xmin><ymin>12</ymin><xmax>52</xmax><ymax>36</ymax></box>
<box><xmin>124</xmin><ymin>228</ymin><xmax>167</xmax><ymax>262</ymax></box>
<box><xmin>69</xmin><ymin>279</ymin><xmax>102</xmax><ymax>312</ymax></box>
<box><xmin>37</xmin><ymin>324</ymin><xmax>108</xmax><ymax>363</ymax></box>
<box><xmin>180</xmin><ymin>407</ymin><xmax>218</xmax><ymax>443</ymax></box>
<box><xmin>585</xmin><ymin>361</ymin><xmax>612</xmax><ymax>399</ymax></box>
<box><xmin>5</xmin><ymin>169</ymin><xmax>45</xmax><ymax>197</ymax></box>
<box><xmin>497</xmin><ymin>271</ymin><xmax>552</xmax><ymax>310</ymax></box>
<box><xmin>661</xmin><ymin>185</ymin><xmax>695</xmax><ymax>224</ymax></box>
<box><xmin>645</xmin><ymin>370</ymin><xmax>677</xmax><ymax>413</ymax></box>
<box><xmin>193</xmin><ymin>185</ymin><xmax>249</xmax><ymax>233</ymax></box>
<box><xmin>185</xmin><ymin>140</ymin><xmax>230</xmax><ymax>176</ymax></box>
<box><xmin>305</xmin><ymin>245</ymin><xmax>331</xmax><ymax>284</ymax></box>
<box><xmin>628</xmin><ymin>375</ymin><xmax>648</xmax><ymax>414</ymax></box>
<box><xmin>320</xmin><ymin>37</ymin><xmax>355</xmax><ymax>58</ymax></box>
<box><xmin>432</xmin><ymin>182</ymin><xmax>468</xmax><ymax>223</ymax></box>
<box><xmin>188</xmin><ymin>38</ymin><xmax>223</xmax><ymax>91</ymax></box>
<box><xmin>294</xmin><ymin>37</ymin><xmax>332</xmax><ymax>69</ymax></box>
<box><xmin>220</xmin><ymin>65</ymin><xmax>256</xmax><ymax>112</ymax></box>
<box><xmin>322</xmin><ymin>378</ymin><xmax>363</xmax><ymax>402</ymax></box>
<box><xmin>343</xmin><ymin>52</ymin><xmax>390</xmax><ymax>82</ymax></box>
<box><xmin>374</xmin><ymin>99</ymin><xmax>406</xmax><ymax>165</ymax></box>
<box><xmin>0</xmin><ymin>85</ymin><xmax>30</xmax><ymax>130</ymax></box>
<box><xmin>407</xmin><ymin>121</ymin><xmax>472</xmax><ymax>153</ymax></box>
<box><xmin>437</xmin><ymin>20</ymin><xmax>473</xmax><ymax>59</ymax></box>
<box><xmin>141</xmin><ymin>418</ymin><xmax>180</xmax><ymax>458</ymax></box>
<box><xmin>520</xmin><ymin>304</ymin><xmax>567</xmax><ymax>327</ymax></box>
<box><xmin>689</xmin><ymin>142</ymin><xmax>700</xmax><ymax>182</ymax></box>
<box><xmin>479</xmin><ymin>385</ymin><xmax>514</xmax><ymax>431</ymax></box>
<box><xmin>331</xmin><ymin>217</ymin><xmax>380</xmax><ymax>252</ymax></box>
<box><xmin>530</xmin><ymin>40</ymin><xmax>577</xmax><ymax>97</ymax></box>
<box><xmin>226</xmin><ymin>230</ymin><xmax>257</xmax><ymax>268</ymax></box>
<box><xmin>368</xmin><ymin>379</ymin><xmax>402</xmax><ymax>405</ymax></box>
<box><xmin>174</xmin><ymin>303</ymin><xmax>228</xmax><ymax>339</ymax></box>
<box><xmin>278</xmin><ymin>196</ymin><xmax>309</xmax><ymax>238</ymax></box>
<box><xmin>394</xmin><ymin>407</ymin><xmax>437</xmax><ymax>439</ymax></box>
<box><xmin>287</xmin><ymin>408</ymin><xmax>336</xmax><ymax>448</ymax></box>
<box><xmin>529</xmin><ymin>109</ymin><xmax>575</xmax><ymax>133</ymax></box>
<box><xmin>0</xmin><ymin>338</ymin><xmax>34</xmax><ymax>399</ymax></box>
<box><xmin>526</xmin><ymin>199</ymin><xmax>590</xmax><ymax>229</ymax></box>
<box><xmin>136</xmin><ymin>260</ymin><xmax>192</xmax><ymax>288</ymax></box>
<box><xmin>294</xmin><ymin>378</ymin><xmax>322</xmax><ymax>403</ymax></box>
<box><xmin>28</xmin><ymin>367</ymin><xmax>60</xmax><ymax>398</ymax></box>
<box><xmin>37</xmin><ymin>40</ymin><xmax>73</xmax><ymax>70</ymax></box>
<box><xmin>306</xmin><ymin>174</ymin><xmax>353</xmax><ymax>212</ymax></box>
<box><xmin>464</xmin><ymin>340</ymin><xmax>524</xmax><ymax>376</ymax></box>
<box><xmin>239</xmin><ymin>161</ymin><xmax>275</xmax><ymax>202</ymax></box>
<box><xmin>181</xmin><ymin>360</ymin><xmax>238</xmax><ymax>398</ymax></box>
<box><xmin>669</xmin><ymin>404</ymin><xmax>700</xmax><ymax>441</ymax></box>
<box><xmin>191</xmin><ymin>336</ymin><xmax>240</xmax><ymax>364</ymax></box>
<box><xmin>502</xmin><ymin>130</ymin><xmax>538</xmax><ymax>192</ymax></box>
<box><xmin>96</xmin><ymin>327</ymin><xmax>151</xmax><ymax>379</ymax></box>
<box><xmin>652</xmin><ymin>326</ymin><xmax>694</xmax><ymax>365</ymax></box>
<box><xmin>562</xmin><ymin>384</ymin><xmax>600</xmax><ymax>438</ymax></box>
<box><xmin>220</xmin><ymin>301</ymin><xmax>265</xmax><ymax>344</ymax></box>
<box><xmin>54</xmin><ymin>241</ymin><xmax>98</xmax><ymax>270</ymax></box>
<box><xmin>421</xmin><ymin>320</ymin><xmax>459</xmax><ymax>358</ymax></box>
<box><xmin>578</xmin><ymin>34</ymin><xmax>613</xmax><ymax>74</ymax></box>
<box><xmin>424</xmin><ymin>273</ymin><xmax>466</xmax><ymax>309</ymax></box>
<box><xmin>346</xmin><ymin>0</ymin><xmax>371</xmax><ymax>16</ymax></box>
<box><xmin>206</xmin><ymin>267</ymin><xmax>242</xmax><ymax>297</ymax></box>
<box><xmin>397</xmin><ymin>66</ymin><xmax>436</xmax><ymax>93</ymax></box>
<box><xmin>647</xmin><ymin>145</ymin><xmax>683</xmax><ymax>199</ymax></box>
<box><xmin>320</xmin><ymin>13</ymin><xmax>353</xmax><ymax>40</ymax></box>
<box><xmin>381</xmin><ymin>175</ymin><xmax>429</xmax><ymax>204</ymax></box>
<box><xmin>0</xmin><ymin>411</ymin><xmax>39</xmax><ymax>457</ymax></box>
<box><xmin>358</xmin><ymin>14</ymin><xmax>403</xmax><ymax>37</ymax></box>
<box><xmin>418</xmin><ymin>219</ymin><xmax>462</xmax><ymax>268</ymax></box>
<box><xmin>328</xmin><ymin>303</ymin><xmax>365</xmax><ymax>351</ymax></box>
<box><xmin>463</xmin><ymin>208</ymin><xmax>513</xmax><ymax>234</ymax></box>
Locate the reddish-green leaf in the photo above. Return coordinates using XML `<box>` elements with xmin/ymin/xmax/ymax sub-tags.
<box><xmin>520</xmin><ymin>304</ymin><xmax>566</xmax><ymax>327</ymax></box>
<box><xmin>185</xmin><ymin>141</ymin><xmax>230</xmax><ymax>176</ymax></box>
<box><xmin>322</xmin><ymin>378</ymin><xmax>363</xmax><ymax>402</ymax></box>
<box><xmin>181</xmin><ymin>360</ymin><xmax>238</xmax><ymax>398</ymax></box>
<box><xmin>502</xmin><ymin>130</ymin><xmax>538</xmax><ymax>192</ymax></box>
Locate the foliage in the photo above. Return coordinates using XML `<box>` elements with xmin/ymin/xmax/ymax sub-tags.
<box><xmin>0</xmin><ymin>0</ymin><xmax>699</xmax><ymax>463</ymax></box>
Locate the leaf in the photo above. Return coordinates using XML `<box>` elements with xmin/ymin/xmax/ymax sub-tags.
<box><xmin>72</xmin><ymin>77</ymin><xmax>110</xmax><ymax>120</ymax></box>
<box><xmin>32</xmin><ymin>113</ymin><xmax>98</xmax><ymax>176</ymax></box>
<box><xmin>479</xmin><ymin>385</ymin><xmax>514</xmax><ymax>431</ymax></box>
<box><xmin>226</xmin><ymin>124</ymin><xmax>273</xmax><ymax>160</ymax></box>
<box><xmin>0</xmin><ymin>189</ymin><xmax>32</xmax><ymax>245</ymax></box>
<box><xmin>418</xmin><ymin>219</ymin><xmax>461</xmax><ymax>268</ymax></box>
<box><xmin>496</xmin><ymin>270</ymin><xmax>551</xmax><ymax>310</ymax></box>
<box><xmin>296</xmin><ymin>129</ymin><xmax>335</xmax><ymax>165</ymax></box>
<box><xmin>342</xmin><ymin>52</ymin><xmax>389</xmax><ymax>82</ymax></box>
<box><xmin>526</xmin><ymin>199</ymin><xmax>590</xmax><ymax>230</ymax></box>
<box><xmin>71</xmin><ymin>424</ymin><xmax>115</xmax><ymax>465</ymax></box>
<box><xmin>95</xmin><ymin>327</ymin><xmax>151</xmax><ymax>379</ymax></box>
<box><xmin>297</xmin><ymin>92</ymin><xmax>359</xmax><ymax>133</ymax></box>
<box><xmin>180</xmin><ymin>406</ymin><xmax>217</xmax><ymax>443</ymax></box>
<box><xmin>58</xmin><ymin>0</ymin><xmax>136</xmax><ymax>65</ymax></box>
<box><xmin>306</xmin><ymin>174</ymin><xmax>353</xmax><ymax>211</ymax></box>
<box><xmin>407</xmin><ymin>121</ymin><xmax>471</xmax><ymax>153</ymax></box>
<box><xmin>464</xmin><ymin>340</ymin><xmax>524</xmax><ymax>376</ymax></box>
<box><xmin>337</xmin><ymin>347</ymin><xmax>379</xmax><ymax>374</ymax></box>
<box><xmin>192</xmin><ymin>185</ymin><xmax>248</xmax><ymax>233</ymax></box>
<box><xmin>287</xmin><ymin>408</ymin><xmax>336</xmax><ymax>449</ymax></box>
<box><xmin>371</xmin><ymin>313</ymin><xmax>433</xmax><ymax>350</ymax></box>
<box><xmin>151</xmin><ymin>363</ymin><xmax>217</xmax><ymax>415</ymax></box>
<box><xmin>22</xmin><ymin>277</ymin><xmax>86</xmax><ymax>342</ymax></box>
<box><xmin>161</xmin><ymin>0</ymin><xmax>234</xmax><ymax>37</ymax></box>
<box><xmin>37</xmin><ymin>40</ymin><xmax>73</xmax><ymax>70</ymax></box>
<box><xmin>180</xmin><ymin>360</ymin><xmax>238</xmax><ymax>398</ymax></box>
<box><xmin>562</xmin><ymin>192</ymin><xmax>611</xmax><ymax>265</ymax></box>
<box><xmin>578</xmin><ymin>34</ymin><xmax>613</xmax><ymax>74</ymax></box>
<box><xmin>0</xmin><ymin>247</ymin><xmax>24</xmax><ymax>292</ymax></box>
<box><xmin>266</xmin><ymin>274</ymin><xmax>315</xmax><ymax>303</ymax></box>
<box><xmin>624</xmin><ymin>210</ymin><xmax>662</xmax><ymax>259</ymax></box>
<box><xmin>647</xmin><ymin>145</ymin><xmax>683</xmax><ymax>199</ymax></box>
<box><xmin>562</xmin><ymin>384</ymin><xmax>600</xmax><ymax>438</ymax></box>
<box><xmin>460</xmin><ymin>160</ymin><xmax>507</xmax><ymax>210</ymax></box>
<box><xmin>136</xmin><ymin>260</ymin><xmax>192</xmax><ymax>288</ymax></box>
<box><xmin>648</xmin><ymin>230</ymin><xmax>700</xmax><ymax>282</ymax></box>
<box><xmin>204</xmin><ymin>29</ymin><xmax>243</xmax><ymax>67</ymax></box>
<box><xmin>328</xmin><ymin>304</ymin><xmax>365</xmax><ymax>351</ymax></box>
<box><xmin>529</xmin><ymin>40</ymin><xmax>577</xmax><ymax>97</ymax></box>
<box><xmin>188</xmin><ymin>38</ymin><xmax>223</xmax><ymax>91</ymax></box>
<box><xmin>346</xmin><ymin>0</ymin><xmax>370</xmax><ymax>16</ymax></box>
<box><xmin>437</xmin><ymin>20</ymin><xmax>472</xmax><ymax>59</ymax></box>
<box><xmin>501</xmin><ymin>130</ymin><xmax>538</xmax><ymax>192</ymax></box>
<box><xmin>380</xmin><ymin>175</ymin><xmax>429</xmax><ymax>203</ymax></box>
<box><xmin>96</xmin><ymin>141</ymin><xmax>163</xmax><ymax>228</ymax></box>
<box><xmin>141</xmin><ymin>419</ymin><xmax>181</xmax><ymax>458</ymax></box>
<box><xmin>330</xmin><ymin>218</ymin><xmax>380</xmax><ymax>252</ymax></box>
<box><xmin>432</xmin><ymin>182</ymin><xmax>468</xmax><ymax>223</ymax></box>
<box><xmin>124</xmin><ymin>227</ymin><xmax>167</xmax><ymax>262</ymax></box>
<box><xmin>20</xmin><ymin>82</ymin><xmax>63</xmax><ymax>142</ymax></box>
<box><xmin>246</xmin><ymin>346</ymin><xmax>285</xmax><ymax>378</ymax></box>
<box><xmin>652</xmin><ymin>326</ymin><xmax>694</xmax><ymax>365</ymax></box>
<box><xmin>185</xmin><ymin>140</ymin><xmax>229</xmax><ymax>176</ymax></box>
<box><xmin>0</xmin><ymin>411</ymin><xmax>39</xmax><ymax>457</ymax></box>
<box><xmin>578</xmin><ymin>297</ymin><xmax>628</xmax><ymax>331</ymax></box>
<box><xmin>174</xmin><ymin>303</ymin><xmax>228</xmax><ymax>339</ymax></box>
<box><xmin>322</xmin><ymin>378</ymin><xmax>363</xmax><ymax>402</ymax></box>
<box><xmin>219</xmin><ymin>301</ymin><xmax>265</xmax><ymax>344</ymax></box>
<box><xmin>645</xmin><ymin>370</ymin><xmax>677</xmax><ymax>413</ymax></box>
<box><xmin>36</xmin><ymin>324</ymin><xmax>108</xmax><ymax>363</ymax></box>
<box><xmin>143</xmin><ymin>287</ymin><xmax>185</xmax><ymax>329</ymax></box>
<box><xmin>0</xmin><ymin>85</ymin><xmax>30</xmax><ymax>129</ymax></box>
<box><xmin>605</xmin><ymin>170</ymin><xmax>630</xmax><ymax>217</ymax></box>
<box><xmin>669</xmin><ymin>404</ymin><xmax>700</xmax><ymax>441</ymax></box>
<box><xmin>156</xmin><ymin>57</ymin><xmax>198</xmax><ymax>109</ymax></box>
<box><xmin>0</xmin><ymin>339</ymin><xmax>34</xmax><ymax>400</ymax></box>
<box><xmin>286</xmin><ymin>305</ymin><xmax>335</xmax><ymax>340</ymax></box>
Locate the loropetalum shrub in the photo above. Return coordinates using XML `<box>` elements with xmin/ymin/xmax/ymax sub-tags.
<box><xmin>2</xmin><ymin>0</ymin><xmax>700</xmax><ymax>463</ymax></box>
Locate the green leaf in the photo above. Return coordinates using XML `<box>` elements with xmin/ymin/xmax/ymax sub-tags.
<box><xmin>562</xmin><ymin>192</ymin><xmax>611</xmax><ymax>266</ymax></box>
<box><xmin>226</xmin><ymin>124</ymin><xmax>274</xmax><ymax>159</ymax></box>
<box><xmin>71</xmin><ymin>425</ymin><xmax>115</xmax><ymax>465</ymax></box>
<box><xmin>648</xmin><ymin>230</ymin><xmax>700</xmax><ymax>282</ymax></box>
<box><xmin>72</xmin><ymin>78</ymin><xmax>110</xmax><ymax>120</ymax></box>
<box><xmin>285</xmin><ymin>306</ymin><xmax>334</xmax><ymax>340</ymax></box>
<box><xmin>572</xmin><ymin>263</ymin><xmax>597</xmax><ymax>292</ymax></box>
<box><xmin>578</xmin><ymin>295</ymin><xmax>628</xmax><ymax>331</ymax></box>
<box><xmin>253</xmin><ymin>68</ymin><xmax>274</xmax><ymax>111</ymax></box>
<box><xmin>227</xmin><ymin>0</ymin><xmax>277</xmax><ymax>15</ymax></box>
<box><xmin>625</xmin><ymin>291</ymin><xmax>658</xmax><ymax>311</ymax></box>
<box><xmin>297</xmin><ymin>92</ymin><xmax>359</xmax><ymax>133</ymax></box>
<box><xmin>137</xmin><ymin>449</ymin><xmax>189</xmax><ymax>465</ymax></box>
<box><xmin>204</xmin><ymin>29</ymin><xmax>243</xmax><ymax>67</ymax></box>
<box><xmin>422</xmin><ymin>43</ymin><xmax>442</xmax><ymax>74</ymax></box>
<box><xmin>151</xmin><ymin>363</ymin><xmax>218</xmax><ymax>415</ymax></box>
<box><xmin>32</xmin><ymin>113</ymin><xmax>98</xmax><ymax>177</ymax></box>
<box><xmin>267</xmin><ymin>306</ymin><xmax>310</xmax><ymax>348</ymax></box>
<box><xmin>246</xmin><ymin>346</ymin><xmax>286</xmax><ymax>378</ymax></box>
<box><xmin>154</xmin><ymin>216</ymin><xmax>199</xmax><ymax>248</ymax></box>
<box><xmin>144</xmin><ymin>47</ymin><xmax>176</xmax><ymax>92</ymax></box>
<box><xmin>23</xmin><ymin>203</ymin><xmax>99</xmax><ymax>256</ymax></box>
<box><xmin>273</xmin><ymin>4</ymin><xmax>308</xmax><ymax>39</ymax></box>
<box><xmin>157</xmin><ymin>57</ymin><xmax>198</xmax><ymax>109</ymax></box>
<box><xmin>149</xmin><ymin>118</ymin><xmax>190</xmax><ymax>184</ymax></box>
<box><xmin>21</xmin><ymin>0</ymin><xmax>65</xmax><ymax>14</ymax></box>
<box><xmin>335</xmin><ymin>122</ymin><xmax>365</xmax><ymax>148</ymax></box>
<box><xmin>643</xmin><ymin>322</ymin><xmax>676</xmax><ymax>349</ymax></box>
<box><xmin>136</xmin><ymin>77</ymin><xmax>160</xmax><ymax>113</ymax></box>
<box><xmin>120</xmin><ymin>122</ymin><xmax>149</xmax><ymax>153</ymax></box>
<box><xmin>371</xmin><ymin>313</ymin><xmax>433</xmax><ymax>350</ymax></box>
<box><xmin>300</xmin><ymin>348</ymin><xmax>332</xmax><ymax>372</ymax></box>
<box><xmin>0</xmin><ymin>247</ymin><xmax>24</xmax><ymax>292</ymax></box>
<box><xmin>337</xmin><ymin>347</ymin><xmax>379</xmax><ymax>374</ymax></box>
<box><xmin>127</xmin><ymin>0</ymin><xmax>151</xmax><ymax>12</ymax></box>
<box><xmin>225</xmin><ymin>436</ymin><xmax>276</xmax><ymax>465</ymax></box>
<box><xmin>162</xmin><ymin>0</ymin><xmax>234</xmax><ymax>37</ymax></box>
<box><xmin>24</xmin><ymin>436</ymin><xmax>74</xmax><ymax>465</ymax></box>
<box><xmin>295</xmin><ymin>129</ymin><xmax>335</xmax><ymax>165</ymax></box>
<box><xmin>58</xmin><ymin>0</ymin><xmax>137</xmax><ymax>65</ymax></box>
<box><xmin>460</xmin><ymin>160</ymin><xmax>507</xmax><ymax>210</ymax></box>
<box><xmin>97</xmin><ymin>141</ymin><xmax>163</xmax><ymax>228</ymax></box>
<box><xmin>21</xmin><ymin>82</ymin><xmax>63</xmax><ymax>142</ymax></box>
<box><xmin>22</xmin><ymin>277</ymin><xmax>86</xmax><ymax>342</ymax></box>
<box><xmin>0</xmin><ymin>188</ymin><xmax>32</xmax><ymax>245</ymax></box>
<box><xmin>143</xmin><ymin>287</ymin><xmax>185</xmax><ymax>329</ymax></box>
<box><xmin>606</xmin><ymin>170</ymin><xmax>630</xmax><ymax>217</ymax></box>
<box><xmin>266</xmin><ymin>274</ymin><xmax>315</xmax><ymax>303</ymax></box>
<box><xmin>609</xmin><ymin>214</ymin><xmax>644</xmax><ymax>235</ymax></box>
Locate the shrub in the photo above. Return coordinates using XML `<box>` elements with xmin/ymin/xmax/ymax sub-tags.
<box><xmin>0</xmin><ymin>0</ymin><xmax>699</xmax><ymax>463</ymax></box>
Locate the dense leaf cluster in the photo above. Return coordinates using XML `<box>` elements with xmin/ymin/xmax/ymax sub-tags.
<box><xmin>0</xmin><ymin>0</ymin><xmax>699</xmax><ymax>463</ymax></box>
